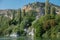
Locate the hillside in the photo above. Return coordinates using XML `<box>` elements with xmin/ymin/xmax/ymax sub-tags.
<box><xmin>0</xmin><ymin>9</ymin><xmax>17</xmax><ymax>19</ymax></box>
<box><xmin>22</xmin><ymin>2</ymin><xmax>60</xmax><ymax>14</ymax></box>
<box><xmin>0</xmin><ymin>2</ymin><xmax>60</xmax><ymax>19</ymax></box>
<box><xmin>0</xmin><ymin>1</ymin><xmax>60</xmax><ymax>40</ymax></box>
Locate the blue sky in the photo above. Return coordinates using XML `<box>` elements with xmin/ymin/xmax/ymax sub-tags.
<box><xmin>0</xmin><ymin>0</ymin><xmax>60</xmax><ymax>10</ymax></box>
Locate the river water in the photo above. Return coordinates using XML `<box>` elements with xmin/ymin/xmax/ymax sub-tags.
<box><xmin>0</xmin><ymin>36</ymin><xmax>32</xmax><ymax>40</ymax></box>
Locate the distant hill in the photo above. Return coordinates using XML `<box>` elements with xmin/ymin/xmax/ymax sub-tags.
<box><xmin>22</xmin><ymin>2</ymin><xmax>60</xmax><ymax>17</ymax></box>
<box><xmin>0</xmin><ymin>9</ymin><xmax>17</xmax><ymax>19</ymax></box>
<box><xmin>22</xmin><ymin>2</ymin><xmax>60</xmax><ymax>11</ymax></box>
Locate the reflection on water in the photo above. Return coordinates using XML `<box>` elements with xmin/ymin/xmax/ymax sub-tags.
<box><xmin>0</xmin><ymin>36</ymin><xmax>32</xmax><ymax>40</ymax></box>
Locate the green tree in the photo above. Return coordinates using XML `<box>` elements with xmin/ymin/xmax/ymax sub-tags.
<box><xmin>50</xmin><ymin>6</ymin><xmax>56</xmax><ymax>15</ymax></box>
<box><xmin>22</xmin><ymin>9</ymin><xmax>26</xmax><ymax>18</ymax></box>
<box><xmin>17</xmin><ymin>9</ymin><xmax>22</xmax><ymax>24</ymax></box>
<box><xmin>45</xmin><ymin>0</ymin><xmax>50</xmax><ymax>15</ymax></box>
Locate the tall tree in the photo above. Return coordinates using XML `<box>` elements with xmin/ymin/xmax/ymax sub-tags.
<box><xmin>50</xmin><ymin>6</ymin><xmax>56</xmax><ymax>15</ymax></box>
<box><xmin>22</xmin><ymin>9</ymin><xmax>26</xmax><ymax>18</ymax></box>
<box><xmin>17</xmin><ymin>9</ymin><xmax>22</xmax><ymax>25</ymax></box>
<box><xmin>45</xmin><ymin>0</ymin><xmax>50</xmax><ymax>15</ymax></box>
<box><xmin>12</xmin><ymin>10</ymin><xmax>16</xmax><ymax>20</ymax></box>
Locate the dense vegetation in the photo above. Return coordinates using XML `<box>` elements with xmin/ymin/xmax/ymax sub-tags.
<box><xmin>32</xmin><ymin>14</ymin><xmax>60</xmax><ymax>40</ymax></box>
<box><xmin>0</xmin><ymin>9</ymin><xmax>36</xmax><ymax>36</ymax></box>
<box><xmin>0</xmin><ymin>0</ymin><xmax>60</xmax><ymax>40</ymax></box>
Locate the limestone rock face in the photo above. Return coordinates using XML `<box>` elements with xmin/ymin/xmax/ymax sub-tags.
<box><xmin>22</xmin><ymin>2</ymin><xmax>60</xmax><ymax>15</ymax></box>
<box><xmin>0</xmin><ymin>9</ymin><xmax>16</xmax><ymax>19</ymax></box>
